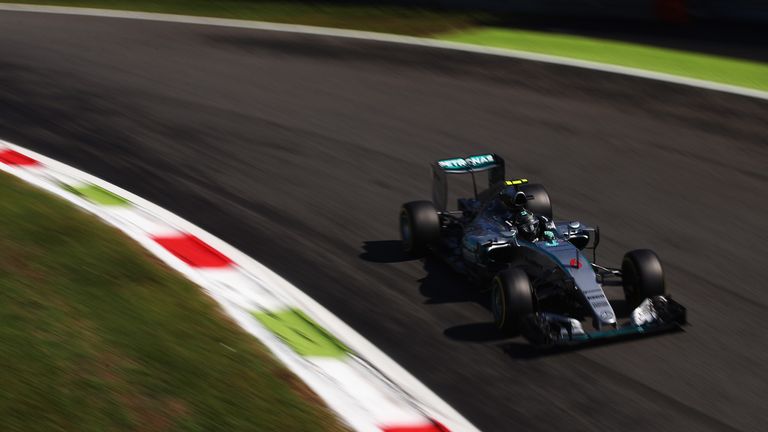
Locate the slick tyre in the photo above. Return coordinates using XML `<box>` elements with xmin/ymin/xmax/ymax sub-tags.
<box><xmin>491</xmin><ymin>268</ymin><xmax>535</xmax><ymax>336</ymax></box>
<box><xmin>400</xmin><ymin>201</ymin><xmax>440</xmax><ymax>257</ymax></box>
<box><xmin>519</xmin><ymin>183</ymin><xmax>552</xmax><ymax>220</ymax></box>
<box><xmin>622</xmin><ymin>249</ymin><xmax>665</xmax><ymax>308</ymax></box>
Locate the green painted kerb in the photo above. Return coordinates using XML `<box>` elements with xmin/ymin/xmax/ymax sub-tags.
<box><xmin>252</xmin><ymin>309</ymin><xmax>349</xmax><ymax>358</ymax></box>
<box><xmin>66</xmin><ymin>184</ymin><xmax>130</xmax><ymax>206</ymax></box>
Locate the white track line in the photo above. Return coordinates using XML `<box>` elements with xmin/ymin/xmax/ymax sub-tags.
<box><xmin>1</xmin><ymin>3</ymin><xmax>767</xmax><ymax>101</ymax></box>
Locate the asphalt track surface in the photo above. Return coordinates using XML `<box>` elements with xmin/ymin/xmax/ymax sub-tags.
<box><xmin>1</xmin><ymin>11</ymin><xmax>768</xmax><ymax>432</ymax></box>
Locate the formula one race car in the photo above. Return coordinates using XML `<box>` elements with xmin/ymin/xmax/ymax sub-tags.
<box><xmin>399</xmin><ymin>154</ymin><xmax>686</xmax><ymax>346</ymax></box>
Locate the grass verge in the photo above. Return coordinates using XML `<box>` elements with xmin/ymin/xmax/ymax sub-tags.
<box><xmin>0</xmin><ymin>172</ymin><xmax>345</xmax><ymax>431</ymax></box>
<box><xmin>437</xmin><ymin>28</ymin><xmax>768</xmax><ymax>91</ymax></box>
<box><xmin>4</xmin><ymin>0</ymin><xmax>767</xmax><ymax>92</ymax></box>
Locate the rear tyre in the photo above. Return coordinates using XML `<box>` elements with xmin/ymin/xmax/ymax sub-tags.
<box><xmin>491</xmin><ymin>268</ymin><xmax>535</xmax><ymax>336</ymax></box>
<box><xmin>519</xmin><ymin>183</ymin><xmax>552</xmax><ymax>219</ymax></box>
<box><xmin>622</xmin><ymin>249</ymin><xmax>665</xmax><ymax>308</ymax></box>
<box><xmin>400</xmin><ymin>201</ymin><xmax>440</xmax><ymax>257</ymax></box>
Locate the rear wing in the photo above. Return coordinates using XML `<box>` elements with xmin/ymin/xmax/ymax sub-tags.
<box><xmin>431</xmin><ymin>153</ymin><xmax>505</xmax><ymax>211</ymax></box>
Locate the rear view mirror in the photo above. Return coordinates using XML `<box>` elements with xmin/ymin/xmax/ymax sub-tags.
<box><xmin>567</xmin><ymin>234</ymin><xmax>590</xmax><ymax>250</ymax></box>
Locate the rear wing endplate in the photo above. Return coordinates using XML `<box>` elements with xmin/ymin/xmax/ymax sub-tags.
<box><xmin>431</xmin><ymin>153</ymin><xmax>505</xmax><ymax>211</ymax></box>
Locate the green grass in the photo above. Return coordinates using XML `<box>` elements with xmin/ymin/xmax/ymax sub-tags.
<box><xmin>437</xmin><ymin>28</ymin><xmax>768</xmax><ymax>91</ymax></box>
<box><xmin>0</xmin><ymin>173</ymin><xmax>345</xmax><ymax>432</ymax></box>
<box><xmin>5</xmin><ymin>0</ymin><xmax>767</xmax><ymax>92</ymax></box>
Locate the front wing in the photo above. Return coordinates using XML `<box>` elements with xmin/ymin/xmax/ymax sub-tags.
<box><xmin>521</xmin><ymin>296</ymin><xmax>686</xmax><ymax>346</ymax></box>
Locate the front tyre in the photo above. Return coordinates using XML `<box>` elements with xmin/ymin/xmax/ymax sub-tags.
<box><xmin>622</xmin><ymin>249</ymin><xmax>665</xmax><ymax>308</ymax></box>
<box><xmin>399</xmin><ymin>201</ymin><xmax>440</xmax><ymax>257</ymax></box>
<box><xmin>491</xmin><ymin>268</ymin><xmax>535</xmax><ymax>336</ymax></box>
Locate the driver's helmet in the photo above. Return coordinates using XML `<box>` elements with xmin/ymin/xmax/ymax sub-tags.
<box><xmin>514</xmin><ymin>209</ymin><xmax>539</xmax><ymax>241</ymax></box>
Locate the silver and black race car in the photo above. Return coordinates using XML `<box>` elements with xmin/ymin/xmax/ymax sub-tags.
<box><xmin>399</xmin><ymin>153</ymin><xmax>686</xmax><ymax>346</ymax></box>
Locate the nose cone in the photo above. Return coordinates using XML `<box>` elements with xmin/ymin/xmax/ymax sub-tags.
<box><xmin>599</xmin><ymin>309</ymin><xmax>616</xmax><ymax>325</ymax></box>
<box><xmin>547</xmin><ymin>242</ymin><xmax>617</xmax><ymax>328</ymax></box>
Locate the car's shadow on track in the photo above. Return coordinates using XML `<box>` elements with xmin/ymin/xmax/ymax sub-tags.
<box><xmin>360</xmin><ymin>241</ymin><xmax>678</xmax><ymax>360</ymax></box>
<box><xmin>418</xmin><ymin>256</ymin><xmax>485</xmax><ymax>306</ymax></box>
<box><xmin>413</xmin><ymin>257</ymin><xmax>572</xmax><ymax>359</ymax></box>
<box><xmin>502</xmin><ymin>326</ymin><xmax>687</xmax><ymax>359</ymax></box>
<box><xmin>359</xmin><ymin>240</ymin><xmax>411</xmax><ymax>263</ymax></box>
<box><xmin>360</xmin><ymin>240</ymin><xmax>483</xmax><ymax>304</ymax></box>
